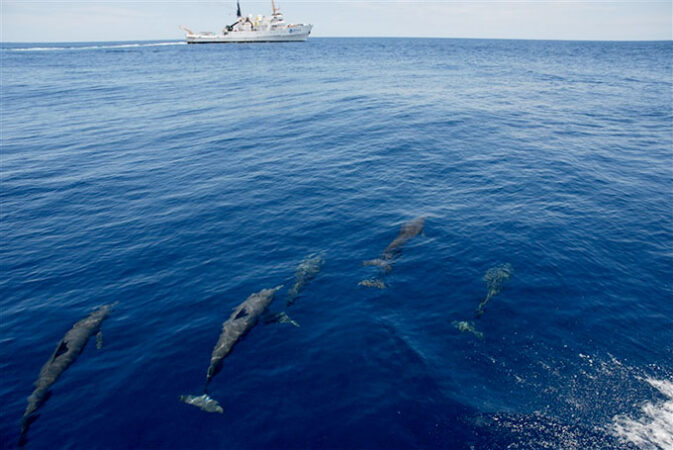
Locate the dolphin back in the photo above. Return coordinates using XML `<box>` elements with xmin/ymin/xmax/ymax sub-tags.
<box><xmin>287</xmin><ymin>253</ymin><xmax>325</xmax><ymax>305</ymax></box>
<box><xmin>20</xmin><ymin>304</ymin><xmax>113</xmax><ymax>444</ymax></box>
<box><xmin>360</xmin><ymin>217</ymin><xmax>425</xmax><ymax>288</ymax></box>
<box><xmin>383</xmin><ymin>216</ymin><xmax>425</xmax><ymax>256</ymax></box>
<box><xmin>206</xmin><ymin>286</ymin><xmax>282</xmax><ymax>383</ymax></box>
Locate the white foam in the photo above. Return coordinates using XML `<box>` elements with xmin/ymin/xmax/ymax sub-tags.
<box><xmin>612</xmin><ymin>378</ymin><xmax>673</xmax><ymax>449</ymax></box>
<box><xmin>9</xmin><ymin>42</ymin><xmax>185</xmax><ymax>52</ymax></box>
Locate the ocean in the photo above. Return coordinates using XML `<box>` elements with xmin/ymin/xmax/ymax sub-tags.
<box><xmin>1</xmin><ymin>38</ymin><xmax>671</xmax><ymax>449</ymax></box>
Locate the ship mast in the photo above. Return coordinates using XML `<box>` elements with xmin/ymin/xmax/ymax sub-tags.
<box><xmin>271</xmin><ymin>0</ymin><xmax>280</xmax><ymax>15</ymax></box>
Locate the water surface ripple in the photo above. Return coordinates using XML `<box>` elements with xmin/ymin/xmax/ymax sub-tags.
<box><xmin>1</xmin><ymin>38</ymin><xmax>671</xmax><ymax>449</ymax></box>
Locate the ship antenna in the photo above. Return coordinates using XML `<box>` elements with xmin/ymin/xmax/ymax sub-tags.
<box><xmin>236</xmin><ymin>0</ymin><xmax>241</xmax><ymax>18</ymax></box>
<box><xmin>271</xmin><ymin>0</ymin><xmax>279</xmax><ymax>15</ymax></box>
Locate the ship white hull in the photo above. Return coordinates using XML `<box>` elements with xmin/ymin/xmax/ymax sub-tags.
<box><xmin>186</xmin><ymin>25</ymin><xmax>312</xmax><ymax>43</ymax></box>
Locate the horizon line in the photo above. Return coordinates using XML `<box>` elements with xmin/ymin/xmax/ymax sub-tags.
<box><xmin>2</xmin><ymin>36</ymin><xmax>672</xmax><ymax>44</ymax></box>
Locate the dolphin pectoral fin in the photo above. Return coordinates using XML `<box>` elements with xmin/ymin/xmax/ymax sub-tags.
<box><xmin>180</xmin><ymin>394</ymin><xmax>223</xmax><ymax>414</ymax></box>
<box><xmin>52</xmin><ymin>340</ymin><xmax>69</xmax><ymax>360</ymax></box>
<box><xmin>96</xmin><ymin>331</ymin><xmax>104</xmax><ymax>350</ymax></box>
<box><xmin>282</xmin><ymin>312</ymin><xmax>300</xmax><ymax>328</ymax></box>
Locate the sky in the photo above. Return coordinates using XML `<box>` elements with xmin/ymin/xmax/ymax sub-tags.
<box><xmin>1</xmin><ymin>1</ymin><xmax>671</xmax><ymax>42</ymax></box>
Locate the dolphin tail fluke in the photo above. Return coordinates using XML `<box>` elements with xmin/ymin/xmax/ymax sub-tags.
<box><xmin>19</xmin><ymin>414</ymin><xmax>38</xmax><ymax>448</ymax></box>
<box><xmin>475</xmin><ymin>295</ymin><xmax>491</xmax><ymax>317</ymax></box>
<box><xmin>18</xmin><ymin>428</ymin><xmax>27</xmax><ymax>448</ymax></box>
<box><xmin>281</xmin><ymin>313</ymin><xmax>300</xmax><ymax>328</ymax></box>
<box><xmin>18</xmin><ymin>432</ymin><xmax>27</xmax><ymax>449</ymax></box>
<box><xmin>180</xmin><ymin>393</ymin><xmax>223</xmax><ymax>414</ymax></box>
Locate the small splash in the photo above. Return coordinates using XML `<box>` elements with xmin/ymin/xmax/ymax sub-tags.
<box><xmin>611</xmin><ymin>377</ymin><xmax>673</xmax><ymax>449</ymax></box>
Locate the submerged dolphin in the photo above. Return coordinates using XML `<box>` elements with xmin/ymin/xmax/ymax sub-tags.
<box><xmin>476</xmin><ymin>263</ymin><xmax>513</xmax><ymax>317</ymax></box>
<box><xmin>19</xmin><ymin>304</ymin><xmax>114</xmax><ymax>445</ymax></box>
<box><xmin>286</xmin><ymin>253</ymin><xmax>325</xmax><ymax>306</ymax></box>
<box><xmin>360</xmin><ymin>216</ymin><xmax>425</xmax><ymax>288</ymax></box>
<box><xmin>180</xmin><ymin>285</ymin><xmax>282</xmax><ymax>413</ymax></box>
<box><xmin>452</xmin><ymin>264</ymin><xmax>513</xmax><ymax>340</ymax></box>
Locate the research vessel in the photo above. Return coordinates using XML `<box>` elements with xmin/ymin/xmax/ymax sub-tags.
<box><xmin>181</xmin><ymin>0</ymin><xmax>312</xmax><ymax>44</ymax></box>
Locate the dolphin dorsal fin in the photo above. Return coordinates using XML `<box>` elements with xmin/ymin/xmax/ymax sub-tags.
<box><xmin>53</xmin><ymin>340</ymin><xmax>69</xmax><ymax>359</ymax></box>
<box><xmin>234</xmin><ymin>308</ymin><xmax>249</xmax><ymax>320</ymax></box>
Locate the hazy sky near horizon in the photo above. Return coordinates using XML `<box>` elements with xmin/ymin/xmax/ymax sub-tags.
<box><xmin>2</xmin><ymin>1</ymin><xmax>671</xmax><ymax>42</ymax></box>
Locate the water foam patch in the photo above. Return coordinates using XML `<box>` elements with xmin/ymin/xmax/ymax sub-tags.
<box><xmin>9</xmin><ymin>42</ymin><xmax>185</xmax><ymax>52</ymax></box>
<box><xmin>611</xmin><ymin>378</ymin><xmax>673</xmax><ymax>449</ymax></box>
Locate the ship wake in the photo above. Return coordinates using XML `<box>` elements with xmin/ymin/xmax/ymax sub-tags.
<box><xmin>611</xmin><ymin>377</ymin><xmax>673</xmax><ymax>449</ymax></box>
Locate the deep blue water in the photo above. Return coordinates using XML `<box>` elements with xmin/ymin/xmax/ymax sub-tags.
<box><xmin>1</xmin><ymin>38</ymin><xmax>672</xmax><ymax>449</ymax></box>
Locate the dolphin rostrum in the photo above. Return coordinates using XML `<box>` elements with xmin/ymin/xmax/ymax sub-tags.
<box><xmin>359</xmin><ymin>216</ymin><xmax>425</xmax><ymax>288</ymax></box>
<box><xmin>19</xmin><ymin>304</ymin><xmax>114</xmax><ymax>445</ymax></box>
<box><xmin>180</xmin><ymin>285</ymin><xmax>282</xmax><ymax>413</ymax></box>
<box><xmin>286</xmin><ymin>253</ymin><xmax>325</xmax><ymax>306</ymax></box>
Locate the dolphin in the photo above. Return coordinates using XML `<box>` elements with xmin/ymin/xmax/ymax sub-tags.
<box><xmin>19</xmin><ymin>304</ymin><xmax>114</xmax><ymax>445</ymax></box>
<box><xmin>286</xmin><ymin>253</ymin><xmax>325</xmax><ymax>306</ymax></box>
<box><xmin>180</xmin><ymin>285</ymin><xmax>282</xmax><ymax>413</ymax></box>
<box><xmin>451</xmin><ymin>264</ymin><xmax>513</xmax><ymax>340</ymax></box>
<box><xmin>360</xmin><ymin>216</ymin><xmax>425</xmax><ymax>287</ymax></box>
<box><xmin>476</xmin><ymin>263</ymin><xmax>513</xmax><ymax>317</ymax></box>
